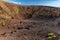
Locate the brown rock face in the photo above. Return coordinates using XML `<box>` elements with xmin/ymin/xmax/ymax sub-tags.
<box><xmin>0</xmin><ymin>1</ymin><xmax>60</xmax><ymax>40</ymax></box>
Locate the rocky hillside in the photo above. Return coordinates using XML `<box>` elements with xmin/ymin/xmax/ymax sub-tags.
<box><xmin>0</xmin><ymin>1</ymin><xmax>60</xmax><ymax>19</ymax></box>
<box><xmin>0</xmin><ymin>1</ymin><xmax>60</xmax><ymax>40</ymax></box>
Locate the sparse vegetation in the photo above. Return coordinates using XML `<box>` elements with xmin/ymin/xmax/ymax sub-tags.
<box><xmin>0</xmin><ymin>20</ymin><xmax>5</xmax><ymax>25</ymax></box>
<box><xmin>0</xmin><ymin>13</ymin><xmax>12</xmax><ymax>19</ymax></box>
<box><xmin>13</xmin><ymin>5</ymin><xmax>19</xmax><ymax>14</ymax></box>
<box><xmin>48</xmin><ymin>33</ymin><xmax>56</xmax><ymax>40</ymax></box>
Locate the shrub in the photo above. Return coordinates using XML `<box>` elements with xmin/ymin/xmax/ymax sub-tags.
<box><xmin>48</xmin><ymin>33</ymin><xmax>56</xmax><ymax>40</ymax></box>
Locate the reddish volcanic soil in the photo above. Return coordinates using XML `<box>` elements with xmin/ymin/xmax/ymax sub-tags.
<box><xmin>0</xmin><ymin>1</ymin><xmax>60</xmax><ymax>40</ymax></box>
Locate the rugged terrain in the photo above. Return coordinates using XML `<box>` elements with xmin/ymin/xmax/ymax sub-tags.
<box><xmin>0</xmin><ymin>1</ymin><xmax>60</xmax><ymax>40</ymax></box>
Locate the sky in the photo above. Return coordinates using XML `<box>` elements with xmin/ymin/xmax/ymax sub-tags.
<box><xmin>4</xmin><ymin>0</ymin><xmax>60</xmax><ymax>7</ymax></box>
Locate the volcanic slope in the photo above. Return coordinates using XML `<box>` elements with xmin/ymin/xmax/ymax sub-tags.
<box><xmin>0</xmin><ymin>1</ymin><xmax>60</xmax><ymax>40</ymax></box>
